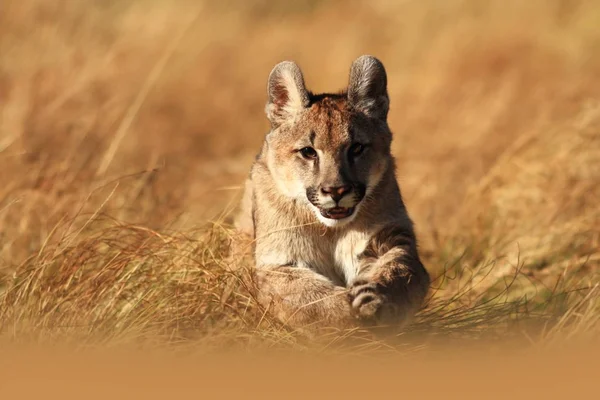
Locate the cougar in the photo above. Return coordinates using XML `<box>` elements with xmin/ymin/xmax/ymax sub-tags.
<box><xmin>234</xmin><ymin>55</ymin><xmax>430</xmax><ymax>331</ymax></box>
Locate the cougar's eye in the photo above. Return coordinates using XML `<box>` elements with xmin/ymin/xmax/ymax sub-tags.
<box><xmin>299</xmin><ymin>147</ymin><xmax>318</xmax><ymax>159</ymax></box>
<box><xmin>349</xmin><ymin>143</ymin><xmax>366</xmax><ymax>157</ymax></box>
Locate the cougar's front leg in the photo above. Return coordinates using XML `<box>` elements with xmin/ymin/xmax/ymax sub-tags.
<box><xmin>349</xmin><ymin>226</ymin><xmax>430</xmax><ymax>326</ymax></box>
<box><xmin>255</xmin><ymin>265</ymin><xmax>353</xmax><ymax>329</ymax></box>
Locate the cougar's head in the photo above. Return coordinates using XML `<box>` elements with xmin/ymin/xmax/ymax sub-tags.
<box><xmin>264</xmin><ymin>55</ymin><xmax>393</xmax><ymax>228</ymax></box>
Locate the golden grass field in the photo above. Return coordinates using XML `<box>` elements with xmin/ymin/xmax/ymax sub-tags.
<box><xmin>0</xmin><ymin>0</ymin><xmax>599</xmax><ymax>354</ymax></box>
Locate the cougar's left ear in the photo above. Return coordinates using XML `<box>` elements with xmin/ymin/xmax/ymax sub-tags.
<box><xmin>265</xmin><ymin>61</ymin><xmax>310</xmax><ymax>128</ymax></box>
<box><xmin>347</xmin><ymin>55</ymin><xmax>389</xmax><ymax>120</ymax></box>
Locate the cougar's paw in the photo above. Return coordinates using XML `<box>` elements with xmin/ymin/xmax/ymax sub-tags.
<box><xmin>348</xmin><ymin>280</ymin><xmax>384</xmax><ymax>321</ymax></box>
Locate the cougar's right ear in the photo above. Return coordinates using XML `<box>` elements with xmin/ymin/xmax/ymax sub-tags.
<box><xmin>265</xmin><ymin>61</ymin><xmax>310</xmax><ymax>128</ymax></box>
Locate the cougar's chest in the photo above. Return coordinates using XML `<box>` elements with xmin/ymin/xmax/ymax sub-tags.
<box><xmin>254</xmin><ymin>218</ymin><xmax>372</xmax><ymax>287</ymax></box>
<box><xmin>298</xmin><ymin>230</ymin><xmax>371</xmax><ymax>287</ymax></box>
<box><xmin>332</xmin><ymin>230</ymin><xmax>371</xmax><ymax>285</ymax></box>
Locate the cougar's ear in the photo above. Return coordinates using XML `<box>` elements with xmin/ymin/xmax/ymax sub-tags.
<box><xmin>347</xmin><ymin>55</ymin><xmax>389</xmax><ymax>120</ymax></box>
<box><xmin>265</xmin><ymin>61</ymin><xmax>310</xmax><ymax>128</ymax></box>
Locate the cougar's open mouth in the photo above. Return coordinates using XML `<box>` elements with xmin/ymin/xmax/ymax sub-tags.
<box><xmin>320</xmin><ymin>206</ymin><xmax>355</xmax><ymax>220</ymax></box>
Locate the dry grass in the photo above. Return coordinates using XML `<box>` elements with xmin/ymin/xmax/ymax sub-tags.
<box><xmin>1</xmin><ymin>0</ymin><xmax>599</xmax><ymax>354</ymax></box>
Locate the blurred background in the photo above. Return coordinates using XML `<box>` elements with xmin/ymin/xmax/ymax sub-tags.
<box><xmin>1</xmin><ymin>0</ymin><xmax>599</xmax><ymax>286</ymax></box>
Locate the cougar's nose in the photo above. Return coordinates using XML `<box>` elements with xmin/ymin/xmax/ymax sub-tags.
<box><xmin>321</xmin><ymin>185</ymin><xmax>352</xmax><ymax>202</ymax></box>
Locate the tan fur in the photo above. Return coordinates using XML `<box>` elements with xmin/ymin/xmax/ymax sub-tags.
<box><xmin>234</xmin><ymin>55</ymin><xmax>430</xmax><ymax>331</ymax></box>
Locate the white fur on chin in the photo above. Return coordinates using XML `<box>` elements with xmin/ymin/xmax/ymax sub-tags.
<box><xmin>308</xmin><ymin>203</ymin><xmax>360</xmax><ymax>228</ymax></box>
